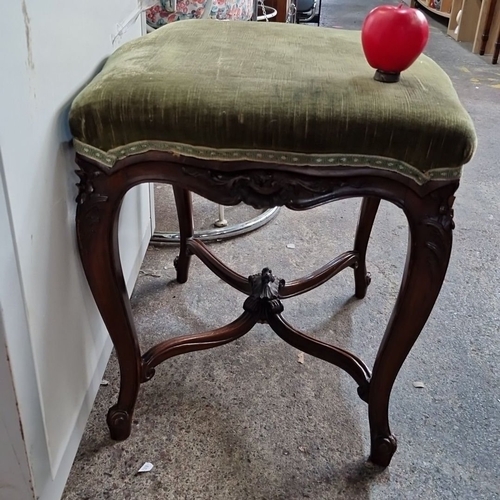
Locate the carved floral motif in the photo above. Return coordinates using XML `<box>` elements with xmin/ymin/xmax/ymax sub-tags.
<box><xmin>243</xmin><ymin>268</ymin><xmax>285</xmax><ymax>319</ymax></box>
<box><xmin>181</xmin><ymin>166</ymin><xmax>366</xmax><ymax>209</ymax></box>
<box><xmin>75</xmin><ymin>163</ymin><xmax>110</xmax><ymax>257</ymax></box>
<box><xmin>422</xmin><ymin>193</ymin><xmax>455</xmax><ymax>272</ymax></box>
<box><xmin>75</xmin><ymin>166</ymin><xmax>108</xmax><ymax>205</ymax></box>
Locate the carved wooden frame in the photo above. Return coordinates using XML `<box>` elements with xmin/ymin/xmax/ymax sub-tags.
<box><xmin>75</xmin><ymin>150</ymin><xmax>457</xmax><ymax>467</ymax></box>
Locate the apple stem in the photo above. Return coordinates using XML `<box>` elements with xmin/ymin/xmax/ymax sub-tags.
<box><xmin>374</xmin><ymin>70</ymin><xmax>401</xmax><ymax>83</ymax></box>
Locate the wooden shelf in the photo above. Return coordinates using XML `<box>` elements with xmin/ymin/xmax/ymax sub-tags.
<box><xmin>415</xmin><ymin>0</ymin><xmax>451</xmax><ymax>18</ymax></box>
<box><xmin>472</xmin><ymin>0</ymin><xmax>500</xmax><ymax>55</ymax></box>
<box><xmin>414</xmin><ymin>0</ymin><xmax>498</xmax><ymax>58</ymax></box>
<box><xmin>447</xmin><ymin>0</ymin><xmax>482</xmax><ymax>43</ymax></box>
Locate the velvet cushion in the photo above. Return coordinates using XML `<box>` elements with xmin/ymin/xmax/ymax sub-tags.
<box><xmin>69</xmin><ymin>20</ymin><xmax>476</xmax><ymax>184</ymax></box>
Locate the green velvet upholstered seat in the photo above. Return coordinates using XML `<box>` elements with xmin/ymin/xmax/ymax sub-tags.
<box><xmin>69</xmin><ymin>20</ymin><xmax>476</xmax><ymax>184</ymax></box>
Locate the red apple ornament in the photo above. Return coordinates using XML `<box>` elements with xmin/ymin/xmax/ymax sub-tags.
<box><xmin>361</xmin><ymin>3</ymin><xmax>429</xmax><ymax>83</ymax></box>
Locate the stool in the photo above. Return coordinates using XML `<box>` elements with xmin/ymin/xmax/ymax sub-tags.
<box><xmin>69</xmin><ymin>20</ymin><xmax>476</xmax><ymax>467</ymax></box>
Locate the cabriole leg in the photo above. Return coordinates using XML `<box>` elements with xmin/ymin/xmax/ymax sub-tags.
<box><xmin>173</xmin><ymin>187</ymin><xmax>194</xmax><ymax>284</ymax></box>
<box><xmin>353</xmin><ymin>197</ymin><xmax>380</xmax><ymax>299</ymax></box>
<box><xmin>76</xmin><ymin>162</ymin><xmax>141</xmax><ymax>440</ymax></box>
<box><xmin>368</xmin><ymin>192</ymin><xmax>455</xmax><ymax>466</ymax></box>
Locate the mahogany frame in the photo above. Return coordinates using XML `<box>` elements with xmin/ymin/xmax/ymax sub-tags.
<box><xmin>75</xmin><ymin>150</ymin><xmax>458</xmax><ymax>467</ymax></box>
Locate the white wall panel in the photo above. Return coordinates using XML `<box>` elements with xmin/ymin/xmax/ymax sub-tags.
<box><xmin>0</xmin><ymin>1</ymin><xmax>152</xmax><ymax>498</ymax></box>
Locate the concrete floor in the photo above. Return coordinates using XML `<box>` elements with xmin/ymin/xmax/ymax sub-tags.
<box><xmin>63</xmin><ymin>2</ymin><xmax>500</xmax><ymax>499</ymax></box>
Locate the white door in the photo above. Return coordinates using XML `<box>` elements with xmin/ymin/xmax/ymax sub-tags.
<box><xmin>0</xmin><ymin>2</ymin><xmax>154</xmax><ymax>499</ymax></box>
<box><xmin>0</xmin><ymin>151</ymin><xmax>35</xmax><ymax>500</ymax></box>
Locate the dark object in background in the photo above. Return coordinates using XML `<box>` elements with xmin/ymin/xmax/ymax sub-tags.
<box><xmin>295</xmin><ymin>0</ymin><xmax>321</xmax><ymax>24</ymax></box>
<box><xmin>493</xmin><ymin>29</ymin><xmax>500</xmax><ymax>63</ymax></box>
<box><xmin>479</xmin><ymin>0</ymin><xmax>498</xmax><ymax>55</ymax></box>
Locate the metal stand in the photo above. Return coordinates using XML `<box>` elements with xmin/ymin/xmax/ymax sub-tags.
<box><xmin>151</xmin><ymin>205</ymin><xmax>281</xmax><ymax>243</ymax></box>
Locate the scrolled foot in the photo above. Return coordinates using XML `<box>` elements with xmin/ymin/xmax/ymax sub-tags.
<box><xmin>107</xmin><ymin>406</ymin><xmax>133</xmax><ymax>441</ymax></box>
<box><xmin>355</xmin><ymin>271</ymin><xmax>372</xmax><ymax>299</ymax></box>
<box><xmin>369</xmin><ymin>434</ymin><xmax>397</xmax><ymax>467</ymax></box>
<box><xmin>174</xmin><ymin>255</ymin><xmax>189</xmax><ymax>284</ymax></box>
